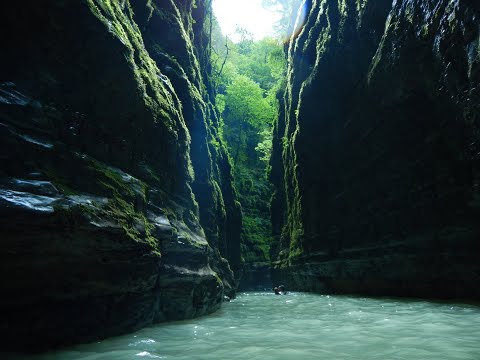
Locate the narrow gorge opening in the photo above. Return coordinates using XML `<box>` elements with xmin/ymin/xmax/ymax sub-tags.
<box><xmin>2</xmin><ymin>0</ymin><xmax>480</xmax><ymax>357</ymax></box>
<box><xmin>210</xmin><ymin>0</ymin><xmax>302</xmax><ymax>287</ymax></box>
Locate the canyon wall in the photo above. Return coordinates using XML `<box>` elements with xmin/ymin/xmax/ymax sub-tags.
<box><xmin>0</xmin><ymin>0</ymin><xmax>241</xmax><ymax>351</ymax></box>
<box><xmin>271</xmin><ymin>0</ymin><xmax>480</xmax><ymax>299</ymax></box>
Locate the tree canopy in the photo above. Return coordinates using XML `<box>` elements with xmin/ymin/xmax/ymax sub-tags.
<box><xmin>209</xmin><ymin>5</ymin><xmax>290</xmax><ymax>263</ymax></box>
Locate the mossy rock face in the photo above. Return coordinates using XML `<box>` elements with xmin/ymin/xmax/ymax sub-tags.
<box><xmin>270</xmin><ymin>0</ymin><xmax>480</xmax><ymax>299</ymax></box>
<box><xmin>0</xmin><ymin>0</ymin><xmax>240</xmax><ymax>352</ymax></box>
<box><xmin>132</xmin><ymin>0</ymin><xmax>242</xmax><ymax>275</ymax></box>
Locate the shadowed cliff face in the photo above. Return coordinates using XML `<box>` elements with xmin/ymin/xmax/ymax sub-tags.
<box><xmin>271</xmin><ymin>0</ymin><xmax>480</xmax><ymax>298</ymax></box>
<box><xmin>0</xmin><ymin>0</ymin><xmax>241</xmax><ymax>352</ymax></box>
<box><xmin>130</xmin><ymin>0</ymin><xmax>242</xmax><ymax>273</ymax></box>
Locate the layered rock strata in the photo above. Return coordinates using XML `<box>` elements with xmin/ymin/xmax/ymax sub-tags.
<box><xmin>0</xmin><ymin>0</ymin><xmax>240</xmax><ymax>351</ymax></box>
<box><xmin>271</xmin><ymin>0</ymin><xmax>480</xmax><ymax>299</ymax></box>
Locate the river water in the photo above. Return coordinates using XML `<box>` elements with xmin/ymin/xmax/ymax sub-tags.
<box><xmin>11</xmin><ymin>292</ymin><xmax>480</xmax><ymax>360</ymax></box>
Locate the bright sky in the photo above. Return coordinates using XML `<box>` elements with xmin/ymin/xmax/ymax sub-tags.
<box><xmin>212</xmin><ymin>0</ymin><xmax>281</xmax><ymax>41</ymax></box>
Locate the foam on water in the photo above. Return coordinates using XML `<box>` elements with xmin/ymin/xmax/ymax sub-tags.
<box><xmin>11</xmin><ymin>292</ymin><xmax>480</xmax><ymax>360</ymax></box>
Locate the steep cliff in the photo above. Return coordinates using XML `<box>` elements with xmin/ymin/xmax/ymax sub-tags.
<box><xmin>271</xmin><ymin>0</ymin><xmax>480</xmax><ymax>299</ymax></box>
<box><xmin>0</xmin><ymin>0</ymin><xmax>241</xmax><ymax>352</ymax></box>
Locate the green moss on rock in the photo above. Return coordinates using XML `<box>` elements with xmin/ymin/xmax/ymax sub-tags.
<box><xmin>0</xmin><ymin>0</ymin><xmax>243</xmax><ymax>351</ymax></box>
<box><xmin>270</xmin><ymin>0</ymin><xmax>480</xmax><ymax>299</ymax></box>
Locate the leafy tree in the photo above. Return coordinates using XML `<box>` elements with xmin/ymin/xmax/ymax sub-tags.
<box><xmin>255</xmin><ymin>128</ymin><xmax>273</xmax><ymax>166</ymax></box>
<box><xmin>222</xmin><ymin>74</ymin><xmax>274</xmax><ymax>168</ymax></box>
<box><xmin>209</xmin><ymin>14</ymin><xmax>289</xmax><ymax>263</ymax></box>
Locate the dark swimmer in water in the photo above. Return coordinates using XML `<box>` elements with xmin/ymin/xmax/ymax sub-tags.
<box><xmin>273</xmin><ymin>285</ymin><xmax>287</xmax><ymax>295</ymax></box>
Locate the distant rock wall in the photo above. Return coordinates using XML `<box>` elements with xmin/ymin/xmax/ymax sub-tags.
<box><xmin>271</xmin><ymin>0</ymin><xmax>480</xmax><ymax>299</ymax></box>
<box><xmin>0</xmin><ymin>0</ymin><xmax>241</xmax><ymax>351</ymax></box>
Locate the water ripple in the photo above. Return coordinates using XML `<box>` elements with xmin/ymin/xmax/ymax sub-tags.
<box><xmin>8</xmin><ymin>292</ymin><xmax>480</xmax><ymax>360</ymax></box>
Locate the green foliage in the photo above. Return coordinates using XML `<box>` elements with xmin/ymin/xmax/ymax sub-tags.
<box><xmin>219</xmin><ymin>35</ymin><xmax>286</xmax><ymax>91</ymax></box>
<box><xmin>255</xmin><ymin>128</ymin><xmax>273</xmax><ymax>166</ymax></box>
<box><xmin>242</xmin><ymin>215</ymin><xmax>272</xmax><ymax>262</ymax></box>
<box><xmin>210</xmin><ymin>13</ymin><xmax>289</xmax><ymax>263</ymax></box>
<box><xmin>213</xmin><ymin>30</ymin><xmax>283</xmax><ymax>170</ymax></box>
<box><xmin>215</xmin><ymin>93</ymin><xmax>226</xmax><ymax>113</ymax></box>
<box><xmin>225</xmin><ymin>74</ymin><xmax>274</xmax><ymax>127</ymax></box>
<box><xmin>237</xmin><ymin>167</ymin><xmax>274</xmax><ymax>263</ymax></box>
<box><xmin>220</xmin><ymin>73</ymin><xmax>275</xmax><ymax>173</ymax></box>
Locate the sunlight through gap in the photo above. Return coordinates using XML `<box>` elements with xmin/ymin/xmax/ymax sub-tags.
<box><xmin>212</xmin><ymin>0</ymin><xmax>282</xmax><ymax>41</ymax></box>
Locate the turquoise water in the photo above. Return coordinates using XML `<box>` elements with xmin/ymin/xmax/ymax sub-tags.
<box><xmin>12</xmin><ymin>292</ymin><xmax>480</xmax><ymax>360</ymax></box>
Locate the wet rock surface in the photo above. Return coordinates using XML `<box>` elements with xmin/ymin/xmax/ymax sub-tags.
<box><xmin>270</xmin><ymin>0</ymin><xmax>480</xmax><ymax>299</ymax></box>
<box><xmin>0</xmin><ymin>0</ymin><xmax>239</xmax><ymax>352</ymax></box>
